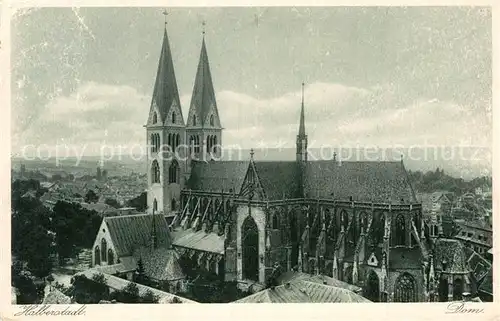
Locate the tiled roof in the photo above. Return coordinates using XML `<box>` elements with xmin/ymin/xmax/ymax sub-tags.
<box><xmin>133</xmin><ymin>247</ymin><xmax>185</xmax><ymax>281</ymax></box>
<box><xmin>465</xmin><ymin>249</ymin><xmax>491</xmax><ymax>282</ymax></box>
<box><xmin>92</xmin><ymin>262</ymin><xmax>137</xmax><ymax>274</ymax></box>
<box><xmin>186</xmin><ymin>38</ymin><xmax>220</xmax><ymax>128</ymax></box>
<box><xmin>77</xmin><ymin>269</ymin><xmax>196</xmax><ymax>303</ymax></box>
<box><xmin>172</xmin><ymin>230</ymin><xmax>224</xmax><ymax>254</ymax></box>
<box><xmin>234</xmin><ymin>282</ymin><xmax>311</xmax><ymax>303</ymax></box>
<box><xmin>477</xmin><ymin>269</ymin><xmax>492</xmax><ymax>295</ymax></box>
<box><xmin>304</xmin><ymin>161</ymin><xmax>416</xmax><ymax>202</ymax></box>
<box><xmin>187</xmin><ymin>160</ymin><xmax>249</xmax><ymax>193</ymax></box>
<box><xmin>388</xmin><ymin>247</ymin><xmax>423</xmax><ymax>270</ymax></box>
<box><xmin>276</xmin><ymin>271</ymin><xmax>362</xmax><ymax>293</ymax></box>
<box><xmin>299</xmin><ymin>280</ymin><xmax>371</xmax><ymax>303</ymax></box>
<box><xmin>104</xmin><ymin>214</ymin><xmax>171</xmax><ymax>257</ymax></box>
<box><xmin>150</xmin><ymin>29</ymin><xmax>182</xmax><ymax>123</ymax></box>
<box><xmin>253</xmin><ymin>161</ymin><xmax>300</xmax><ymax>200</ymax></box>
<box><xmin>234</xmin><ymin>280</ymin><xmax>370</xmax><ymax>303</ymax></box>
<box><xmin>434</xmin><ymin>238</ymin><xmax>470</xmax><ymax>274</ymax></box>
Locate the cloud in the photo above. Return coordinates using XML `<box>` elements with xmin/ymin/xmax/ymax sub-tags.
<box><xmin>14</xmin><ymin>82</ymin><xmax>149</xmax><ymax>156</ymax></box>
<box><xmin>14</xmin><ymin>81</ymin><xmax>491</xmax><ymax>166</ymax></box>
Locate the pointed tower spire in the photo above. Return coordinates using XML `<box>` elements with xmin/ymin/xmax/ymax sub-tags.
<box><xmin>149</xmin><ymin>14</ymin><xmax>184</xmax><ymax>125</ymax></box>
<box><xmin>296</xmin><ymin>82</ymin><xmax>308</xmax><ymax>164</ymax></box>
<box><xmin>187</xmin><ymin>27</ymin><xmax>221</xmax><ymax>129</ymax></box>
<box><xmin>299</xmin><ymin>82</ymin><xmax>306</xmax><ymax>137</ymax></box>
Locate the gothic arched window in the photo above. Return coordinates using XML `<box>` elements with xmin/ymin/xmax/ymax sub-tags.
<box><xmin>169</xmin><ymin>160</ymin><xmax>179</xmax><ymax>184</ymax></box>
<box><xmin>151</xmin><ymin>160</ymin><xmax>160</xmax><ymax>183</ymax></box>
<box><xmin>171</xmin><ymin>198</ymin><xmax>177</xmax><ymax>211</ymax></box>
<box><xmin>168</xmin><ymin>133</ymin><xmax>172</xmax><ymax>151</ymax></box>
<box><xmin>392</xmin><ymin>214</ymin><xmax>406</xmax><ymax>246</ymax></box>
<box><xmin>210</xmin><ymin>114</ymin><xmax>214</xmax><ymax>126</ymax></box>
<box><xmin>175</xmin><ymin>134</ymin><xmax>180</xmax><ymax>152</ymax></box>
<box><xmin>172</xmin><ymin>111</ymin><xmax>176</xmax><ymax>124</ymax></box>
<box><xmin>453</xmin><ymin>278</ymin><xmax>463</xmax><ymax>301</ymax></box>
<box><xmin>108</xmin><ymin>249</ymin><xmax>115</xmax><ymax>265</ymax></box>
<box><xmin>153</xmin><ymin>112</ymin><xmax>157</xmax><ymax>124</ymax></box>
<box><xmin>394</xmin><ymin>273</ymin><xmax>417</xmax><ymax>302</ymax></box>
<box><xmin>94</xmin><ymin>246</ymin><xmax>101</xmax><ymax>265</ymax></box>
<box><xmin>193</xmin><ymin>115</ymin><xmax>197</xmax><ymax>126</ymax></box>
<box><xmin>153</xmin><ymin>198</ymin><xmax>158</xmax><ymax>212</ymax></box>
<box><xmin>272</xmin><ymin>213</ymin><xmax>279</xmax><ymax>229</ymax></box>
<box><xmin>101</xmin><ymin>238</ymin><xmax>107</xmax><ymax>262</ymax></box>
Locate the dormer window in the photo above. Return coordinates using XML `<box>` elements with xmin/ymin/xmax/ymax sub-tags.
<box><xmin>210</xmin><ymin>114</ymin><xmax>214</xmax><ymax>126</ymax></box>
<box><xmin>153</xmin><ymin>112</ymin><xmax>158</xmax><ymax>124</ymax></box>
<box><xmin>172</xmin><ymin>112</ymin><xmax>176</xmax><ymax>124</ymax></box>
<box><xmin>193</xmin><ymin>115</ymin><xmax>197</xmax><ymax>126</ymax></box>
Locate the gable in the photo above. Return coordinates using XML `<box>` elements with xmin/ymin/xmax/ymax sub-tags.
<box><xmin>147</xmin><ymin>99</ymin><xmax>163</xmax><ymax>126</ymax></box>
<box><xmin>367</xmin><ymin>252</ymin><xmax>378</xmax><ymax>267</ymax></box>
<box><xmin>203</xmin><ymin>102</ymin><xmax>222</xmax><ymax>128</ymax></box>
<box><xmin>240</xmin><ymin>162</ymin><xmax>266</xmax><ymax>200</ymax></box>
<box><xmin>164</xmin><ymin>100</ymin><xmax>185</xmax><ymax>126</ymax></box>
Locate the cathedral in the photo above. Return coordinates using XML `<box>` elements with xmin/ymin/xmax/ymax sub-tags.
<box><xmin>91</xmin><ymin>22</ymin><xmax>476</xmax><ymax>303</ymax></box>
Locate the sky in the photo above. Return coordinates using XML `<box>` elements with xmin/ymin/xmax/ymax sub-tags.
<box><xmin>10</xmin><ymin>7</ymin><xmax>492</xmax><ymax>176</ymax></box>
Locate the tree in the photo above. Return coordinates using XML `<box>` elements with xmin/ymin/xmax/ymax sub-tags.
<box><xmin>126</xmin><ymin>192</ymin><xmax>147</xmax><ymax>212</ymax></box>
<box><xmin>85</xmin><ymin>189</ymin><xmax>99</xmax><ymax>203</ymax></box>
<box><xmin>141</xmin><ymin>289</ymin><xmax>159</xmax><ymax>303</ymax></box>
<box><xmin>114</xmin><ymin>282</ymin><xmax>140</xmax><ymax>303</ymax></box>
<box><xmin>11</xmin><ymin>196</ymin><xmax>53</xmax><ymax>278</ymax></box>
<box><xmin>105</xmin><ymin>198</ymin><xmax>121</xmax><ymax>209</ymax></box>
<box><xmin>11</xmin><ymin>263</ymin><xmax>44</xmax><ymax>304</ymax></box>
<box><xmin>70</xmin><ymin>273</ymin><xmax>109</xmax><ymax>304</ymax></box>
<box><xmin>51</xmin><ymin>201</ymin><xmax>102</xmax><ymax>262</ymax></box>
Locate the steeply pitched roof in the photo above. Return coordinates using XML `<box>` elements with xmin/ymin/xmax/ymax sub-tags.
<box><xmin>305</xmin><ymin>161</ymin><xmax>416</xmax><ymax>202</ymax></box>
<box><xmin>187</xmin><ymin>160</ymin><xmax>248</xmax><ymax>193</ymax></box>
<box><xmin>187</xmin><ymin>38</ymin><xmax>220</xmax><ymax>128</ymax></box>
<box><xmin>150</xmin><ymin>28</ymin><xmax>182</xmax><ymax>123</ymax></box>
<box><xmin>434</xmin><ymin>238</ymin><xmax>470</xmax><ymax>274</ymax></box>
<box><xmin>299</xmin><ymin>280</ymin><xmax>371</xmax><ymax>303</ymax></box>
<box><xmin>477</xmin><ymin>269</ymin><xmax>492</xmax><ymax>295</ymax></box>
<box><xmin>104</xmin><ymin>214</ymin><xmax>171</xmax><ymax>257</ymax></box>
<box><xmin>253</xmin><ymin>161</ymin><xmax>300</xmax><ymax>200</ymax></box>
<box><xmin>133</xmin><ymin>247</ymin><xmax>185</xmax><ymax>281</ymax></box>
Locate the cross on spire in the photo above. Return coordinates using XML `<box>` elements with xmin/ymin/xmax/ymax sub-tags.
<box><xmin>162</xmin><ymin>9</ymin><xmax>169</xmax><ymax>26</ymax></box>
<box><xmin>202</xmin><ymin>20</ymin><xmax>206</xmax><ymax>36</ymax></box>
<box><xmin>250</xmin><ymin>148</ymin><xmax>255</xmax><ymax>160</ymax></box>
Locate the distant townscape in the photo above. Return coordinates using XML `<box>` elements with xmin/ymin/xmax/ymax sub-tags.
<box><xmin>11</xmin><ymin>9</ymin><xmax>492</xmax><ymax>305</ymax></box>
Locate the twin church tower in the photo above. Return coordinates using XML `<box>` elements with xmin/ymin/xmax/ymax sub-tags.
<box><xmin>146</xmin><ymin>22</ymin><xmax>223</xmax><ymax>214</ymax></box>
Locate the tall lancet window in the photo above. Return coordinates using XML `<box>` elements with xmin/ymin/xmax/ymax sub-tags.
<box><xmin>153</xmin><ymin>112</ymin><xmax>158</xmax><ymax>124</ymax></box>
<box><xmin>101</xmin><ymin>238</ymin><xmax>107</xmax><ymax>262</ymax></box>
<box><xmin>151</xmin><ymin>160</ymin><xmax>160</xmax><ymax>183</ymax></box>
<box><xmin>210</xmin><ymin>114</ymin><xmax>214</xmax><ymax>126</ymax></box>
<box><xmin>392</xmin><ymin>214</ymin><xmax>406</xmax><ymax>246</ymax></box>
<box><xmin>193</xmin><ymin>115</ymin><xmax>197</xmax><ymax>126</ymax></box>
<box><xmin>172</xmin><ymin>111</ymin><xmax>176</xmax><ymax>124</ymax></box>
